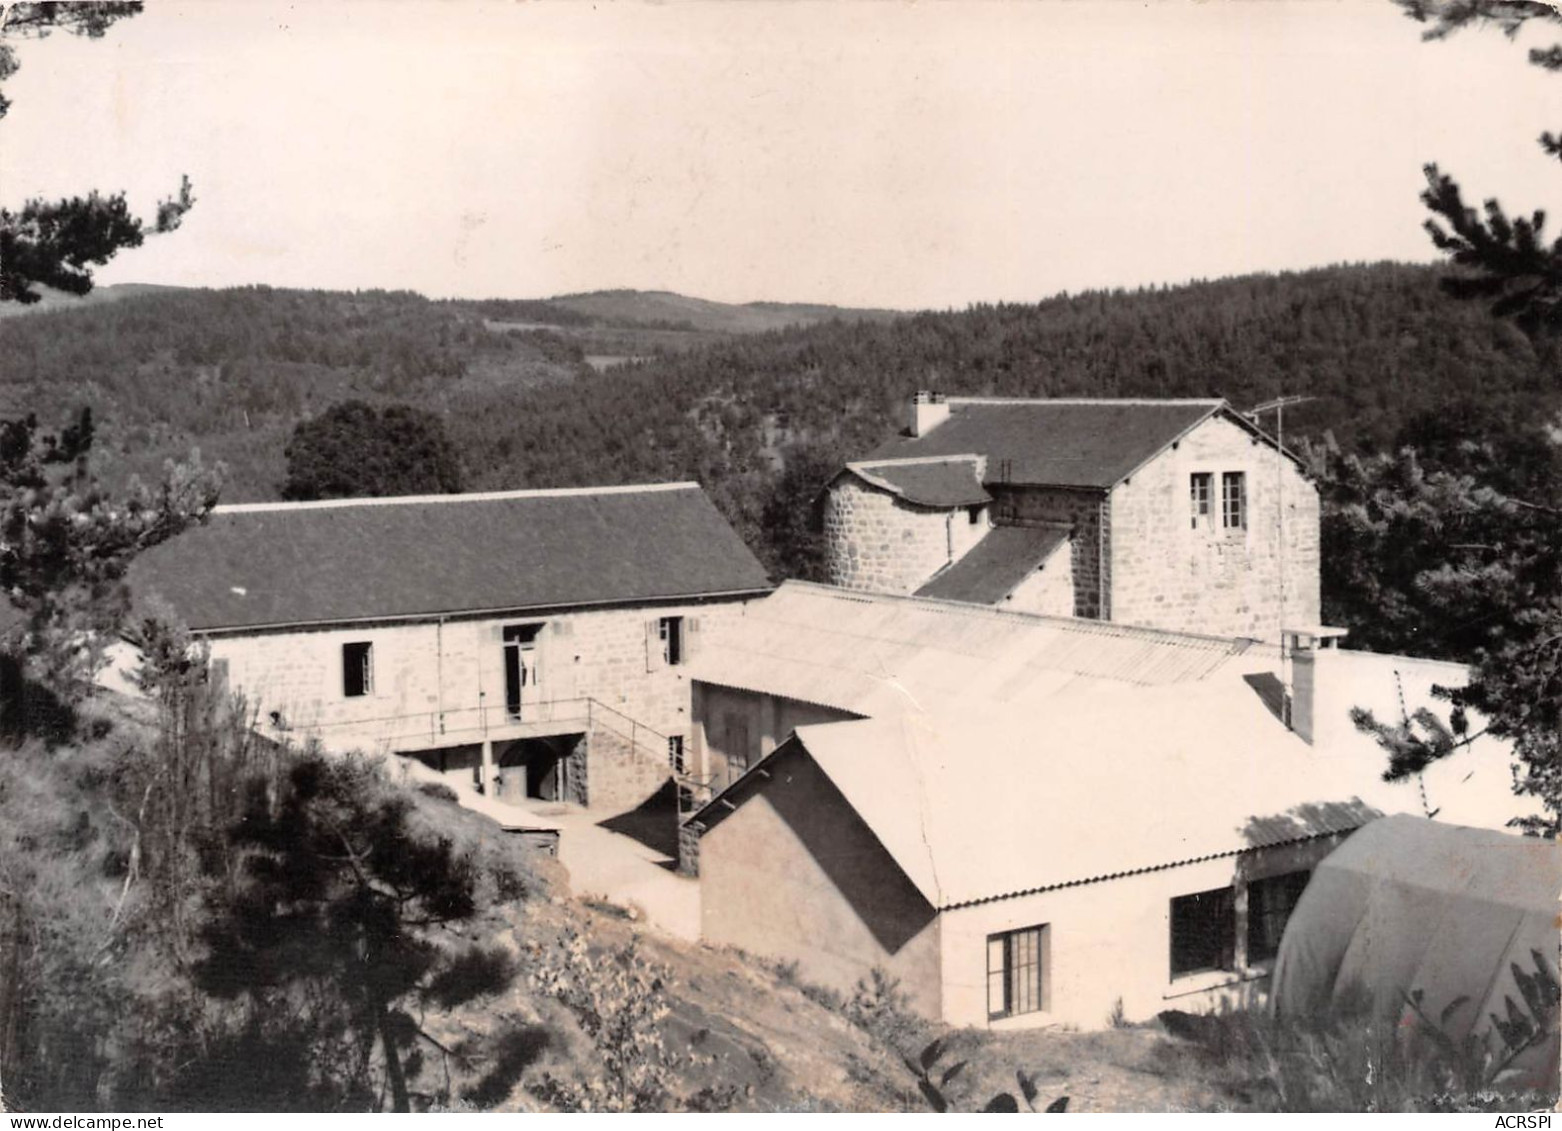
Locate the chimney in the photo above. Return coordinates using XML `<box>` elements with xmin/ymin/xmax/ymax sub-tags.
<box><xmin>1283</xmin><ymin>626</ymin><xmax>1348</xmax><ymax>745</ymax></box>
<box><xmin>909</xmin><ymin>390</ymin><xmax>950</xmax><ymax>438</ymax></box>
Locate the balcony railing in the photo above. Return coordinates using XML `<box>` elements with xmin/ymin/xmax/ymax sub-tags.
<box><xmin>268</xmin><ymin>695</ymin><xmax>719</xmax><ymax>821</ymax></box>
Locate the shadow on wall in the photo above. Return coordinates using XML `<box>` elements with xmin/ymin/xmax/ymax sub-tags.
<box><xmin>761</xmin><ymin>745</ymin><xmax>936</xmax><ymax>957</ymax></box>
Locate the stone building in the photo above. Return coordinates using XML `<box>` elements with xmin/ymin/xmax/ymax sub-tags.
<box><xmin>127</xmin><ymin>483</ymin><xmax>772</xmax><ymax>814</ymax></box>
<box><xmin>822</xmin><ymin>394</ymin><xmax>1319</xmax><ymax>639</ymax></box>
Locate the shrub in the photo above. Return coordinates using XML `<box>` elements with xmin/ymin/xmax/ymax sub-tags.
<box><xmin>843</xmin><ymin>968</ymin><xmax>932</xmax><ymax>1057</ymax></box>
<box><xmin>417</xmin><ymin>780</ymin><xmax>459</xmax><ymax>803</ymax></box>
<box><xmin>1161</xmin><ymin>973</ymin><xmax>1560</xmax><ymax>1113</ymax></box>
<box><xmin>526</xmin><ymin>931</ymin><xmax>676</xmax><ymax>1112</ymax></box>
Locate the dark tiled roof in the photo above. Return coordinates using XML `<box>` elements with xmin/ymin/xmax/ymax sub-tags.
<box><xmin>914</xmin><ymin>524</ymin><xmax>1070</xmax><ymax>604</ymax></box>
<box><xmin>849</xmin><ymin>458</ymin><xmax>990</xmax><ymax>507</ymax></box>
<box><xmin>129</xmin><ymin>484</ymin><xmax>773</xmax><ymax>632</ymax></box>
<box><xmin>864</xmin><ymin>400</ymin><xmax>1224</xmax><ymax>488</ymax></box>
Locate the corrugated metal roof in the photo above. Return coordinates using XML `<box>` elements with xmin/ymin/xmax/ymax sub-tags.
<box><xmin>130</xmin><ymin>483</ymin><xmax>773</xmax><ymax>631</ymax></box>
<box><xmin>863</xmin><ymin>399</ymin><xmax>1225</xmax><ymax>488</ymax></box>
<box><xmin>846</xmin><ymin>458</ymin><xmax>991</xmax><ymax>507</ymax></box>
<box><xmin>691</xmin><ymin>582</ymin><xmax>1255</xmax><ymax>717</ymax></box>
<box><xmin>694</xmin><ymin>639</ymin><xmax>1536</xmax><ymax>909</ymax></box>
<box><xmin>915</xmin><ymin>524</ymin><xmax>1070</xmax><ymax>604</ymax></box>
<box><xmin>775</xmin><ymin>680</ymin><xmax>1406</xmax><ymax>908</ymax></box>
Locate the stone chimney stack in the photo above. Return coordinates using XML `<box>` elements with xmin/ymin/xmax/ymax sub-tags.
<box><xmin>909</xmin><ymin>390</ymin><xmax>950</xmax><ymax>438</ymax></box>
<box><xmin>1283</xmin><ymin>626</ymin><xmax>1348</xmax><ymax>745</ymax></box>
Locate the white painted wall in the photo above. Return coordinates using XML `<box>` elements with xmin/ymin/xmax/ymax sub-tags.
<box><xmin>937</xmin><ymin>837</ymin><xmax>1342</xmax><ymax>1029</ymax></box>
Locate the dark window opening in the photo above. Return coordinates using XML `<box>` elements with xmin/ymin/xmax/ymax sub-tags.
<box><xmin>503</xmin><ymin>623</ymin><xmax>544</xmax><ymax>718</ymax></box>
<box><xmin>1222</xmin><ymin>471</ymin><xmax>1247</xmax><ymax>530</ymax></box>
<box><xmin>1247</xmin><ymin>870</ymin><xmax>1311</xmax><ymax>965</ymax></box>
<box><xmin>668</xmin><ymin>734</ymin><xmax>686</xmax><ymax>773</ymax></box>
<box><xmin>343</xmin><ymin>642</ymin><xmax>373</xmax><ymax>698</ymax></box>
<box><xmin>1170</xmin><ymin>886</ymin><xmax>1236</xmax><ymax>977</ymax></box>
<box><xmin>968</xmin><ymin>504</ymin><xmax>985</xmax><ymax>526</ymax></box>
<box><xmin>988</xmin><ymin>924</ymin><xmax>1048</xmax><ymax>1020</ymax></box>
<box><xmin>1190</xmin><ymin>472</ymin><xmax>1212</xmax><ymax>529</ymax></box>
<box><xmin>723</xmin><ymin>712</ymin><xmax>751</xmax><ymax>775</ymax></box>
<box><xmin>659</xmin><ymin>616</ymin><xmax>684</xmax><ymax>666</ymax></box>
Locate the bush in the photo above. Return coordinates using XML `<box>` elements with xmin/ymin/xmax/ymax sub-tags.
<box><xmin>1161</xmin><ymin>981</ymin><xmax>1560</xmax><ymax>1113</ymax></box>
<box><xmin>418</xmin><ymin>780</ymin><xmax>460</xmax><ymax>803</ymax></box>
<box><xmin>526</xmin><ymin>931</ymin><xmax>676</xmax><ymax>1112</ymax></box>
<box><xmin>843</xmin><ymin>968</ymin><xmax>933</xmax><ymax>1057</ymax></box>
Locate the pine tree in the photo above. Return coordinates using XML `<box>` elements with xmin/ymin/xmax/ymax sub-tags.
<box><xmin>0</xmin><ymin>3</ymin><xmax>194</xmax><ymax>303</ymax></box>
<box><xmin>0</xmin><ymin>410</ymin><xmax>220</xmax><ymax>690</ymax></box>
<box><xmin>1398</xmin><ymin>0</ymin><xmax>1562</xmax><ymax>334</ymax></box>
<box><xmin>196</xmin><ymin>754</ymin><xmax>519</xmax><ymax>1111</ymax></box>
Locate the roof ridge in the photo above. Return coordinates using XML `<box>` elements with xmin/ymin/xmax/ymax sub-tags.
<box><xmin>776</xmin><ymin>581</ymin><xmax>1254</xmax><ymax>650</ymax></box>
<box><xmin>214</xmin><ymin>481</ymin><xmax>701</xmax><ymax>515</ymax></box>
<box><xmin>848</xmin><ymin>454</ymin><xmax>983</xmax><ymax>469</ymax></box>
<box><xmin>945</xmin><ymin>397</ymin><xmax>1227</xmax><ymax>407</ymax></box>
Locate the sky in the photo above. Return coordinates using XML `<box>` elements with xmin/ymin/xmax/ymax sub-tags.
<box><xmin>3</xmin><ymin>0</ymin><xmax>1559</xmax><ymax>309</ymax></box>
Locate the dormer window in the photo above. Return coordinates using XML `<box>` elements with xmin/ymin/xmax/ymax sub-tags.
<box><xmin>1190</xmin><ymin>473</ymin><xmax>1212</xmax><ymax>530</ymax></box>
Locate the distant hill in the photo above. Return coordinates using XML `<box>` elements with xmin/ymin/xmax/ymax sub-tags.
<box><xmin>0</xmin><ymin>281</ymin><xmax>191</xmax><ymax>318</ymax></box>
<box><xmin>1</xmin><ymin>265</ymin><xmax>1557</xmax><ymax>576</ymax></box>
<box><xmin>447</xmin><ymin>288</ymin><xmax>902</xmax><ymax>368</ymax></box>
<box><xmin>535</xmin><ymin>289</ymin><xmax>902</xmax><ymax>334</ymax></box>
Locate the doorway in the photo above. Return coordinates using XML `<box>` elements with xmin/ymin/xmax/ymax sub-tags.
<box><xmin>498</xmin><ymin>736</ymin><xmax>570</xmax><ymax>803</ymax></box>
<box><xmin>502</xmin><ymin>623</ymin><xmax>545</xmax><ymax>719</ymax></box>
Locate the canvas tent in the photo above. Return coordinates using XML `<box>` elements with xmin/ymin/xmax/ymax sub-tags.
<box><xmin>1270</xmin><ymin>815</ymin><xmax>1562</xmax><ymax>1088</ymax></box>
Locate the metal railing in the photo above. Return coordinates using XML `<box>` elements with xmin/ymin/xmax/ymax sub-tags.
<box><xmin>272</xmin><ymin>695</ymin><xmax>695</xmax><ymax>786</ymax></box>
<box><xmin>268</xmin><ymin>694</ymin><xmax>722</xmax><ymax>824</ymax></box>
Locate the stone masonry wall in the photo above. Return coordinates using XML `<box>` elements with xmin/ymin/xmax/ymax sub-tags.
<box><xmin>204</xmin><ymin>596</ymin><xmax>756</xmax><ymax>811</ymax></box>
<box><xmin>1108</xmin><ymin>414</ymin><xmax>1320</xmax><ymax>639</ymax></box>
<box><xmin>823</xmin><ymin>475</ymin><xmax>961</xmax><ymax>594</ymax></box>
<box><xmin>582</xmin><ymin>726</ymin><xmax>672</xmax><ymax>814</ymax></box>
<box><xmin>988</xmin><ymin>486</ymin><xmax>1107</xmax><ymax>619</ymax></box>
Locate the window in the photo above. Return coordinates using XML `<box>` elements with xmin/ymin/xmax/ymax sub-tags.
<box><xmin>342</xmin><ymin>641</ymin><xmax>373</xmax><ymax>698</ymax></box>
<box><xmin>659</xmin><ymin>616</ymin><xmax>684</xmax><ymax>666</ymax></box>
<box><xmin>1190</xmin><ymin>472</ymin><xmax>1212</xmax><ymax>530</ymax></box>
<box><xmin>987</xmin><ymin>924</ymin><xmax>1048</xmax><ymax>1020</ymax></box>
<box><xmin>503</xmin><ymin>623</ymin><xmax>544</xmax><ymax>718</ymax></box>
<box><xmin>968</xmin><ymin>504</ymin><xmax>986</xmax><ymax>526</ymax></box>
<box><xmin>1170</xmin><ymin>886</ymin><xmax>1236</xmax><ymax>977</ymax></box>
<box><xmin>1247</xmin><ymin>870</ymin><xmax>1311</xmax><ymax>965</ymax></box>
<box><xmin>667</xmin><ymin>734</ymin><xmax>686</xmax><ymax>774</ymax></box>
<box><xmin>1221</xmin><ymin>471</ymin><xmax>1247</xmax><ymax>530</ymax></box>
<box><xmin>722</xmin><ymin>712</ymin><xmax>752</xmax><ymax>774</ymax></box>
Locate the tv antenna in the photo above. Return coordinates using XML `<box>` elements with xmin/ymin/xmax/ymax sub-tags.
<box><xmin>1244</xmin><ymin>395</ymin><xmax>1316</xmax><ymax>723</ymax></box>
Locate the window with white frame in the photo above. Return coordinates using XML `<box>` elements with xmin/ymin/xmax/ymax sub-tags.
<box><xmin>667</xmin><ymin>734</ymin><xmax>686</xmax><ymax>774</ymax></box>
<box><xmin>987</xmin><ymin>924</ymin><xmax>1049</xmax><ymax>1020</ymax></box>
<box><xmin>1190</xmin><ymin>472</ymin><xmax>1213</xmax><ymax>530</ymax></box>
<box><xmin>659</xmin><ymin>616</ymin><xmax>684</xmax><ymax>666</ymax></box>
<box><xmin>1221</xmin><ymin>471</ymin><xmax>1247</xmax><ymax>530</ymax></box>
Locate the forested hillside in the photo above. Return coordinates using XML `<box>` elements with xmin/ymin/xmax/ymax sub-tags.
<box><xmin>2</xmin><ymin>263</ymin><xmax>1558</xmax><ymax>576</ymax></box>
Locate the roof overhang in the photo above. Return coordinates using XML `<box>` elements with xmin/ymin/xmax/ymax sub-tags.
<box><xmin>152</xmin><ymin>585</ymin><xmax>775</xmax><ymax>639</ymax></box>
